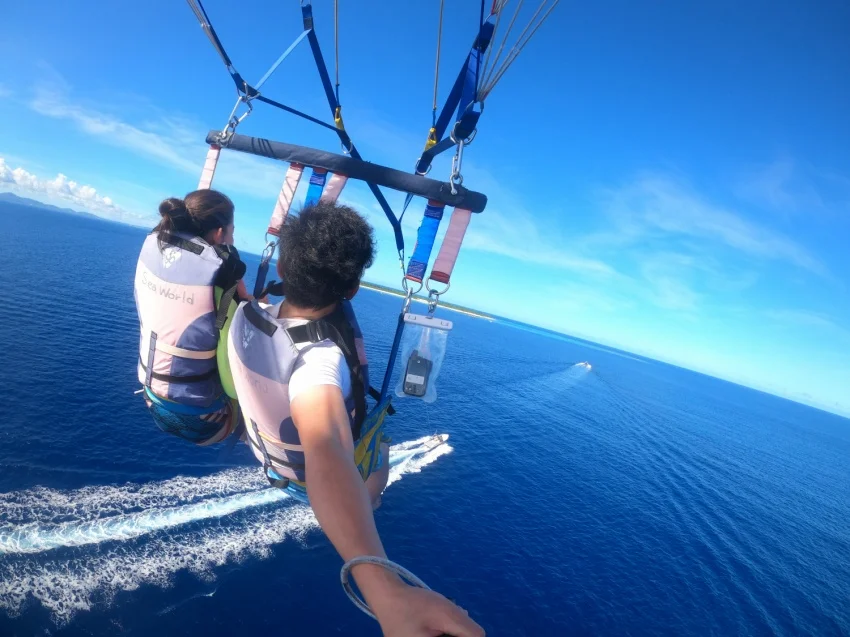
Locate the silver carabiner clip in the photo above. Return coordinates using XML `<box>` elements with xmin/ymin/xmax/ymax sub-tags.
<box><xmin>402</xmin><ymin>286</ymin><xmax>415</xmax><ymax>315</ymax></box>
<box><xmin>449</xmin><ymin>139</ymin><xmax>465</xmax><ymax>196</ymax></box>
<box><xmin>427</xmin><ymin>289</ymin><xmax>441</xmax><ymax>315</ymax></box>
<box><xmin>260</xmin><ymin>238</ymin><xmax>278</xmax><ymax>266</ymax></box>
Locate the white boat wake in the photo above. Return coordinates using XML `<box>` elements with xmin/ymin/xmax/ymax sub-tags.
<box><xmin>0</xmin><ymin>435</ymin><xmax>451</xmax><ymax>625</ymax></box>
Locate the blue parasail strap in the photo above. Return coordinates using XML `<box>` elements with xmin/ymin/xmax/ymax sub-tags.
<box><xmin>405</xmin><ymin>201</ymin><xmax>446</xmax><ymax>283</ymax></box>
<box><xmin>300</xmin><ymin>3</ymin><xmax>405</xmax><ymax>256</ymax></box>
<box><xmin>304</xmin><ymin>167</ymin><xmax>328</xmax><ymax>207</ymax></box>
<box><xmin>414</xmin><ymin>19</ymin><xmax>496</xmax><ymax>175</ymax></box>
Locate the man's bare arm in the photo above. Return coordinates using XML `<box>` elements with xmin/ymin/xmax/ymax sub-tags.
<box><xmin>290</xmin><ymin>385</ymin><xmax>399</xmax><ymax>606</ymax></box>
<box><xmin>291</xmin><ymin>385</ymin><xmax>484</xmax><ymax>636</ymax></box>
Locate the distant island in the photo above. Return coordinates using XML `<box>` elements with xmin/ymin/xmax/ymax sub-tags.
<box><xmin>361</xmin><ymin>281</ymin><xmax>494</xmax><ymax>320</ymax></box>
<box><xmin>0</xmin><ymin>192</ymin><xmax>104</xmax><ymax>221</ymax></box>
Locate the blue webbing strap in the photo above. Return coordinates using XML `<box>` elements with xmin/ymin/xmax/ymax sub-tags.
<box><xmin>381</xmin><ymin>313</ymin><xmax>406</xmax><ymax>399</ymax></box>
<box><xmin>256</xmin><ymin>29</ymin><xmax>311</xmax><ymax>90</ymax></box>
<box><xmin>414</xmin><ymin>20</ymin><xmax>496</xmax><ymax>175</ymax></box>
<box><xmin>189</xmin><ymin>0</ymin><xmax>336</xmax><ymax>131</ymax></box>
<box><xmin>304</xmin><ymin>5</ymin><xmax>339</xmax><ymax>120</ymax></box>
<box><xmin>255</xmin><ymin>95</ymin><xmax>337</xmax><ymax>132</ymax></box>
<box><xmin>253</xmin><ymin>261</ymin><xmax>270</xmax><ymax>299</ymax></box>
<box><xmin>304</xmin><ymin>168</ymin><xmax>328</xmax><ymax>207</ymax></box>
<box><xmin>301</xmin><ymin>3</ymin><xmax>405</xmax><ymax>255</ymax></box>
<box><xmin>188</xmin><ymin>0</ymin><xmax>250</xmax><ymax>94</ymax></box>
<box><xmin>405</xmin><ymin>201</ymin><xmax>445</xmax><ymax>283</ymax></box>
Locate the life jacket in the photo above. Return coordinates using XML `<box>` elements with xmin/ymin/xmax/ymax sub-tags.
<box><xmin>134</xmin><ymin>231</ymin><xmax>243</xmax><ymax>408</ymax></box>
<box><xmin>227</xmin><ymin>298</ymin><xmax>370</xmax><ymax>484</ymax></box>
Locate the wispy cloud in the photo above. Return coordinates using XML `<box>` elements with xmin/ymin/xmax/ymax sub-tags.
<box><xmin>601</xmin><ymin>174</ymin><xmax>828</xmax><ymax>276</ymax></box>
<box><xmin>31</xmin><ymin>85</ymin><xmax>199</xmax><ymax>174</ymax></box>
<box><xmin>28</xmin><ymin>81</ymin><xmax>289</xmax><ymax>198</ymax></box>
<box><xmin>638</xmin><ymin>253</ymin><xmax>701</xmax><ymax>312</ymax></box>
<box><xmin>736</xmin><ymin>157</ymin><xmax>850</xmax><ymax>218</ymax></box>
<box><xmin>766</xmin><ymin>309</ymin><xmax>850</xmax><ymax>338</ymax></box>
<box><xmin>0</xmin><ymin>155</ymin><xmax>147</xmax><ymax>224</ymax></box>
<box><xmin>458</xmin><ymin>163</ymin><xmax>618</xmax><ymax>276</ymax></box>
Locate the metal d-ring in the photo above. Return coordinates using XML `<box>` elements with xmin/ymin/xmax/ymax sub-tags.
<box><xmin>414</xmin><ymin>158</ymin><xmax>432</xmax><ymax>176</ymax></box>
<box><xmin>425</xmin><ymin>279</ymin><xmax>450</xmax><ymax>297</ymax></box>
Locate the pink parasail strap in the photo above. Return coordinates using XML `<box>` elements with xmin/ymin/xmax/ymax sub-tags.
<box><xmin>320</xmin><ymin>172</ymin><xmax>349</xmax><ymax>204</ymax></box>
<box><xmin>267</xmin><ymin>163</ymin><xmax>305</xmax><ymax>236</ymax></box>
<box><xmin>429</xmin><ymin>208</ymin><xmax>472</xmax><ymax>284</ymax></box>
<box><xmin>197</xmin><ymin>144</ymin><xmax>221</xmax><ymax>190</ymax></box>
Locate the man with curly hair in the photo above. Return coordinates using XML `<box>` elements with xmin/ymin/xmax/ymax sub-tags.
<box><xmin>230</xmin><ymin>201</ymin><xmax>484</xmax><ymax>637</ymax></box>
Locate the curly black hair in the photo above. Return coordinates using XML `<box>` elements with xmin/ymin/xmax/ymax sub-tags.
<box><xmin>278</xmin><ymin>201</ymin><xmax>376</xmax><ymax>309</ymax></box>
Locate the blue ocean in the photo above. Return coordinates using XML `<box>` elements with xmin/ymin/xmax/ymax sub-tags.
<box><xmin>1</xmin><ymin>202</ymin><xmax>849</xmax><ymax>636</ymax></box>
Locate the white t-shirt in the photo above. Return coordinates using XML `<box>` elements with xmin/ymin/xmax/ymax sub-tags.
<box><xmin>265</xmin><ymin>302</ymin><xmax>352</xmax><ymax>404</ymax></box>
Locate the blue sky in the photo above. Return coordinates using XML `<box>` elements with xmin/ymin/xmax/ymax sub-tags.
<box><xmin>1</xmin><ymin>0</ymin><xmax>849</xmax><ymax>417</ymax></box>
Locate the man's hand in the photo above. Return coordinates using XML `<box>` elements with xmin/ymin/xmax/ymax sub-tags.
<box><xmin>370</xmin><ymin>580</ymin><xmax>485</xmax><ymax>637</ymax></box>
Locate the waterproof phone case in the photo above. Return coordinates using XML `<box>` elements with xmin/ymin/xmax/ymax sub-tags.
<box><xmin>395</xmin><ymin>313</ymin><xmax>452</xmax><ymax>403</ymax></box>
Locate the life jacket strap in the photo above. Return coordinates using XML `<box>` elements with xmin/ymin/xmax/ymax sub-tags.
<box><xmin>250</xmin><ymin>419</ymin><xmax>295</xmax><ymax>489</ymax></box>
<box><xmin>212</xmin><ymin>245</ymin><xmax>247</xmax><ymax>334</ymax></box>
<box><xmin>145</xmin><ymin>331</ymin><xmax>158</xmax><ymax>387</ymax></box>
<box><xmin>154</xmin><ymin>341</ymin><xmax>217</xmax><ymax>360</ymax></box>
<box><xmin>159</xmin><ymin>232</ymin><xmax>205</xmax><ymax>255</ymax></box>
<box><xmin>285</xmin><ymin>317</ymin><xmax>368</xmax><ymax>439</ymax></box>
<box><xmin>138</xmin><ymin>356</ymin><xmax>218</xmax><ymax>384</ymax></box>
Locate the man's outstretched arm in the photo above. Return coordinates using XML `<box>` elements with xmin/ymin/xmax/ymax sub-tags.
<box><xmin>291</xmin><ymin>385</ymin><xmax>484</xmax><ymax>637</ymax></box>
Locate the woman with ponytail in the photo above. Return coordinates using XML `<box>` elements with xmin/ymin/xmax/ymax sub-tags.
<box><xmin>134</xmin><ymin>189</ymin><xmax>251</xmax><ymax>445</ymax></box>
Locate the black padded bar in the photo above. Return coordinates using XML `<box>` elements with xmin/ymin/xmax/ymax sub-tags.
<box><xmin>207</xmin><ymin>131</ymin><xmax>488</xmax><ymax>213</ymax></box>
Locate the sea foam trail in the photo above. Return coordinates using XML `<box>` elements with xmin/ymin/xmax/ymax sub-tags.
<box><xmin>0</xmin><ymin>467</ymin><xmax>264</xmax><ymax>526</ymax></box>
<box><xmin>0</xmin><ymin>436</ymin><xmax>451</xmax><ymax>625</ymax></box>
<box><xmin>557</xmin><ymin>362</ymin><xmax>592</xmax><ymax>390</ymax></box>
<box><xmin>0</xmin><ymin>436</ymin><xmax>450</xmax><ymax>556</ymax></box>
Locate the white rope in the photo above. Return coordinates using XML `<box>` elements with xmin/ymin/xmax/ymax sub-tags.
<box><xmin>480</xmin><ymin>0</ymin><xmax>524</xmax><ymax>94</ymax></box>
<box><xmin>340</xmin><ymin>556</ymin><xmax>432</xmax><ymax>620</ymax></box>
<box><xmin>432</xmin><ymin>0</ymin><xmax>446</xmax><ymax>114</ymax></box>
<box><xmin>479</xmin><ymin>0</ymin><xmax>560</xmax><ymax>101</ymax></box>
<box><xmin>479</xmin><ymin>0</ymin><xmax>508</xmax><ymax>93</ymax></box>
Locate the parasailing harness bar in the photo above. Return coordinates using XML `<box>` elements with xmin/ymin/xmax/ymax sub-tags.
<box><xmin>206</xmin><ymin>131</ymin><xmax>488</xmax><ymax>212</ymax></box>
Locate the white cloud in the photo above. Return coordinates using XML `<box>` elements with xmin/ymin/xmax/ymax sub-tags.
<box><xmin>601</xmin><ymin>174</ymin><xmax>828</xmax><ymax>276</ymax></box>
<box><xmin>736</xmin><ymin>157</ymin><xmax>850</xmax><ymax>218</ymax></box>
<box><xmin>28</xmin><ymin>83</ymin><xmax>293</xmax><ymax>199</ymax></box>
<box><xmin>455</xmin><ymin>163</ymin><xmax>618</xmax><ymax>276</ymax></box>
<box><xmin>638</xmin><ymin>253</ymin><xmax>701</xmax><ymax>312</ymax></box>
<box><xmin>0</xmin><ymin>156</ymin><xmax>145</xmax><ymax>223</ymax></box>
<box><xmin>766</xmin><ymin>309</ymin><xmax>850</xmax><ymax>340</ymax></box>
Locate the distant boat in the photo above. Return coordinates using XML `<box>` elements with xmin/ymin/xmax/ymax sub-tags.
<box><xmin>577</xmin><ymin>362</ymin><xmax>592</xmax><ymax>370</ymax></box>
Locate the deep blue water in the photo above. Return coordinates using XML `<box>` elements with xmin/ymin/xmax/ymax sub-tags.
<box><xmin>1</xmin><ymin>203</ymin><xmax>849</xmax><ymax>636</ymax></box>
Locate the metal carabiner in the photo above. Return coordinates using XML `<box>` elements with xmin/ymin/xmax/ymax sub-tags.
<box><xmin>449</xmin><ymin>139</ymin><xmax>465</xmax><ymax>195</ymax></box>
<box><xmin>401</xmin><ymin>286</ymin><xmax>415</xmax><ymax>315</ymax></box>
<box><xmin>221</xmin><ymin>93</ymin><xmax>255</xmax><ymax>139</ymax></box>
<box><xmin>427</xmin><ymin>289</ymin><xmax>441</xmax><ymax>315</ymax></box>
<box><xmin>260</xmin><ymin>238</ymin><xmax>277</xmax><ymax>266</ymax></box>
